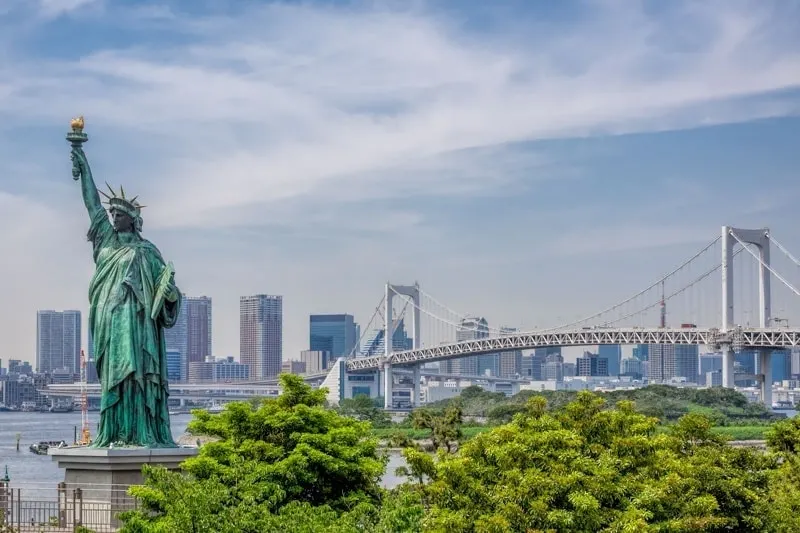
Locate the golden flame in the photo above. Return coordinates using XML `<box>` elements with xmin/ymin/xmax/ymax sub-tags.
<box><xmin>70</xmin><ymin>116</ymin><xmax>85</xmax><ymax>132</ymax></box>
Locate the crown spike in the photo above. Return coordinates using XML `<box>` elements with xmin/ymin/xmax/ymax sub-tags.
<box><xmin>119</xmin><ymin>186</ymin><xmax>125</xmax><ymax>199</ymax></box>
<box><xmin>105</xmin><ymin>182</ymin><xmax>116</xmax><ymax>198</ymax></box>
<box><xmin>98</xmin><ymin>188</ymin><xmax>112</xmax><ymax>200</ymax></box>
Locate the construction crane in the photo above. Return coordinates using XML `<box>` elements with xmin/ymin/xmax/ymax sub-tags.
<box><xmin>78</xmin><ymin>349</ymin><xmax>91</xmax><ymax>445</ymax></box>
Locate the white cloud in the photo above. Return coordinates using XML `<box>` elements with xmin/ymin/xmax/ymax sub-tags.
<box><xmin>0</xmin><ymin>192</ymin><xmax>94</xmax><ymax>361</ymax></box>
<box><xmin>1</xmin><ymin>1</ymin><xmax>799</xmax><ymax>362</ymax></box>
<box><xmin>36</xmin><ymin>0</ymin><xmax>100</xmax><ymax>18</ymax></box>
<box><xmin>0</xmin><ymin>1</ymin><xmax>797</xmax><ymax>229</ymax></box>
<box><xmin>549</xmin><ymin>224</ymin><xmax>714</xmax><ymax>256</ymax></box>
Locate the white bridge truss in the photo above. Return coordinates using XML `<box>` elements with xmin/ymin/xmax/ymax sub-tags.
<box><xmin>346</xmin><ymin>326</ymin><xmax>800</xmax><ymax>371</ymax></box>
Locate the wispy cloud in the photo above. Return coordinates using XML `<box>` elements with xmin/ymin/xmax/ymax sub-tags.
<box><xmin>549</xmin><ymin>224</ymin><xmax>714</xmax><ymax>256</ymax></box>
<box><xmin>1</xmin><ymin>1</ymin><xmax>798</xmax><ymax>229</ymax></box>
<box><xmin>1</xmin><ymin>0</ymin><xmax>799</xmax><ymax>361</ymax></box>
<box><xmin>36</xmin><ymin>0</ymin><xmax>101</xmax><ymax>18</ymax></box>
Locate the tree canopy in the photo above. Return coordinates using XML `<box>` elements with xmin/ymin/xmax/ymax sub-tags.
<box><xmin>120</xmin><ymin>374</ymin><xmax>387</xmax><ymax>532</ymax></box>
<box><xmin>118</xmin><ymin>381</ymin><xmax>800</xmax><ymax>532</ymax></box>
<box><xmin>337</xmin><ymin>394</ymin><xmax>392</xmax><ymax>428</ymax></box>
<box><xmin>396</xmin><ymin>392</ymin><xmax>792</xmax><ymax>532</ymax></box>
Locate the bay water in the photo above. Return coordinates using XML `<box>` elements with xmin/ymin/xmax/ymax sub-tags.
<box><xmin>0</xmin><ymin>411</ymin><xmax>406</xmax><ymax>489</ymax></box>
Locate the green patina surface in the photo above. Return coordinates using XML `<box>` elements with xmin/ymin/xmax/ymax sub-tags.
<box><xmin>69</xmin><ymin>123</ymin><xmax>180</xmax><ymax>448</ymax></box>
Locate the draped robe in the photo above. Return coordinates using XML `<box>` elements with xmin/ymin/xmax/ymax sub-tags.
<box><xmin>87</xmin><ymin>208</ymin><xmax>181</xmax><ymax>447</ymax></box>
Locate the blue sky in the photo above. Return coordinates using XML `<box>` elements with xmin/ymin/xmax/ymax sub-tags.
<box><xmin>1</xmin><ymin>0</ymin><xmax>800</xmax><ymax>364</ymax></box>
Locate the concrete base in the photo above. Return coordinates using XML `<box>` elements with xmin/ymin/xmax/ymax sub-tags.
<box><xmin>48</xmin><ymin>446</ymin><xmax>198</xmax><ymax>528</ymax></box>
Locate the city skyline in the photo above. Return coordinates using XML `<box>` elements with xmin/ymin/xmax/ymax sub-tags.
<box><xmin>1</xmin><ymin>1</ymin><xmax>799</xmax><ymax>364</ymax></box>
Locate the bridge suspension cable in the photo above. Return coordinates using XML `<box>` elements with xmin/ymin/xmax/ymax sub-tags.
<box><xmin>767</xmin><ymin>232</ymin><xmax>800</xmax><ymax>268</ymax></box>
<box><xmin>417</xmin><ymin>288</ymin><xmax>510</xmax><ymax>336</ymax></box>
<box><xmin>600</xmin><ymin>245</ymin><xmax>744</xmax><ymax>326</ymax></box>
<box><xmin>730</xmin><ymin>230</ymin><xmax>800</xmax><ymax>298</ymax></box>
<box><xmin>539</xmin><ymin>236</ymin><xmax>722</xmax><ymax>332</ymax></box>
<box><xmin>390</xmin><ymin>286</ymin><xmax>503</xmax><ymax>337</ymax></box>
<box><xmin>350</xmin><ymin>295</ymin><xmax>385</xmax><ymax>356</ymax></box>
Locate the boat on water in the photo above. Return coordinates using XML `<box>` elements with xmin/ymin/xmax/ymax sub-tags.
<box><xmin>29</xmin><ymin>440</ymin><xmax>67</xmax><ymax>455</ymax></box>
<box><xmin>772</xmin><ymin>400</ymin><xmax>796</xmax><ymax>410</ymax></box>
<box><xmin>0</xmin><ymin>404</ymin><xmax>18</xmax><ymax>412</ymax></box>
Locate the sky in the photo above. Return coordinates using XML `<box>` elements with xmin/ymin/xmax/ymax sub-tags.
<box><xmin>1</xmin><ymin>0</ymin><xmax>800</xmax><ymax>367</ymax></box>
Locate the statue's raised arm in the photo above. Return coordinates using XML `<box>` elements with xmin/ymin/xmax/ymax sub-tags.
<box><xmin>67</xmin><ymin>116</ymin><xmax>103</xmax><ymax>218</ymax></box>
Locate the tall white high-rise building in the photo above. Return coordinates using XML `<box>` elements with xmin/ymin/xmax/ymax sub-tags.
<box><xmin>240</xmin><ymin>294</ymin><xmax>283</xmax><ymax>379</ymax></box>
<box><xmin>37</xmin><ymin>310</ymin><xmax>81</xmax><ymax>375</ymax></box>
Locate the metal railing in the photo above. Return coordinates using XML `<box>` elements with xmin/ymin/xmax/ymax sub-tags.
<box><xmin>0</xmin><ymin>481</ymin><xmax>138</xmax><ymax>532</ymax></box>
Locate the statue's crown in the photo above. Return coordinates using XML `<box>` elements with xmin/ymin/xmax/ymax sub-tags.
<box><xmin>98</xmin><ymin>183</ymin><xmax>145</xmax><ymax>218</ymax></box>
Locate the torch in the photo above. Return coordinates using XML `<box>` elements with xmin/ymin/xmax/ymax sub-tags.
<box><xmin>66</xmin><ymin>116</ymin><xmax>88</xmax><ymax>180</ymax></box>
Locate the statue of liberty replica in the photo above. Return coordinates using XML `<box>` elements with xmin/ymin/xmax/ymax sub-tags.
<box><xmin>68</xmin><ymin>117</ymin><xmax>181</xmax><ymax>448</ymax></box>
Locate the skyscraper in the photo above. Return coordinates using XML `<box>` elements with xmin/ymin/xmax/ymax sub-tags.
<box><xmin>632</xmin><ymin>344</ymin><xmax>649</xmax><ymax>361</ymax></box>
<box><xmin>647</xmin><ymin>344</ymin><xmax>699</xmax><ymax>382</ymax></box>
<box><xmin>165</xmin><ymin>295</ymin><xmax>212</xmax><ymax>382</ymax></box>
<box><xmin>674</xmin><ymin>344</ymin><xmax>700</xmax><ymax>382</ymax></box>
<box><xmin>576</xmin><ymin>351</ymin><xmax>608</xmax><ymax>377</ymax></box>
<box><xmin>358</xmin><ymin>319</ymin><xmax>412</xmax><ymax>357</ymax></box>
<box><xmin>442</xmin><ymin>317</ymin><xmax>489</xmax><ymax>375</ymax></box>
<box><xmin>498</xmin><ymin>327</ymin><xmax>522</xmax><ymax>378</ymax></box>
<box><xmin>598</xmin><ymin>345</ymin><xmax>621</xmax><ymax>377</ymax></box>
<box><xmin>240</xmin><ymin>294</ymin><xmax>283</xmax><ymax>379</ymax></box>
<box><xmin>647</xmin><ymin>345</ymin><xmax>670</xmax><ymax>382</ymax></box>
<box><xmin>309</xmin><ymin>314</ymin><xmax>359</xmax><ymax>357</ymax></box>
<box><xmin>186</xmin><ymin>296</ymin><xmax>213</xmax><ymax>375</ymax></box>
<box><xmin>771</xmin><ymin>349</ymin><xmax>791</xmax><ymax>383</ymax></box>
<box><xmin>36</xmin><ymin>310</ymin><xmax>81</xmax><ymax>375</ymax></box>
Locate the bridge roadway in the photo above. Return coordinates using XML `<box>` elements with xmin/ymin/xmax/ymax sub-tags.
<box><xmin>43</xmin><ymin>382</ymin><xmax>283</xmax><ymax>400</ymax></box>
<box><xmin>42</xmin><ymin>370</ymin><xmax>524</xmax><ymax>400</ymax></box>
<box><xmin>346</xmin><ymin>326</ymin><xmax>800</xmax><ymax>371</ymax></box>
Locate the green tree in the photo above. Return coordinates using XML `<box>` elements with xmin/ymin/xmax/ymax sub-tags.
<box><xmin>397</xmin><ymin>391</ymin><xmax>776</xmax><ymax>532</ymax></box>
<box><xmin>338</xmin><ymin>394</ymin><xmax>392</xmax><ymax>428</ymax></box>
<box><xmin>409</xmin><ymin>405</ymin><xmax>463</xmax><ymax>452</ymax></box>
<box><xmin>120</xmin><ymin>374</ymin><xmax>387</xmax><ymax>532</ymax></box>
<box><xmin>760</xmin><ymin>416</ymin><xmax>800</xmax><ymax>532</ymax></box>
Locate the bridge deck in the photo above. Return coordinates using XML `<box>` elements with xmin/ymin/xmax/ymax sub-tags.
<box><xmin>347</xmin><ymin>327</ymin><xmax>800</xmax><ymax>370</ymax></box>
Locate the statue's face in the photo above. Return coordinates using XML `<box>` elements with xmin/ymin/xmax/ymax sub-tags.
<box><xmin>110</xmin><ymin>209</ymin><xmax>134</xmax><ymax>233</ymax></box>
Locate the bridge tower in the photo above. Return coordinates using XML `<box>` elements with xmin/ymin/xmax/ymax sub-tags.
<box><xmin>383</xmin><ymin>282</ymin><xmax>421</xmax><ymax>409</ymax></box>
<box><xmin>721</xmin><ymin>226</ymin><xmax>772</xmax><ymax>405</ymax></box>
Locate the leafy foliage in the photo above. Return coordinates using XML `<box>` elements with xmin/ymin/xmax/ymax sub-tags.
<box><xmin>119</xmin><ymin>380</ymin><xmax>800</xmax><ymax>532</ymax></box>
<box><xmin>338</xmin><ymin>394</ymin><xmax>392</xmax><ymax>428</ymax></box>
<box><xmin>120</xmin><ymin>374</ymin><xmax>387</xmax><ymax>532</ymax></box>
<box><xmin>397</xmin><ymin>391</ymin><xmax>782</xmax><ymax>532</ymax></box>
<box><xmin>443</xmin><ymin>384</ymin><xmax>778</xmax><ymax>426</ymax></box>
<box><xmin>409</xmin><ymin>404</ymin><xmax>463</xmax><ymax>452</ymax></box>
<box><xmin>761</xmin><ymin>416</ymin><xmax>800</xmax><ymax>532</ymax></box>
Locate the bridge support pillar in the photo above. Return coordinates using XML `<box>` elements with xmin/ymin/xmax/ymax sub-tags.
<box><xmin>759</xmin><ymin>350</ymin><xmax>772</xmax><ymax>408</ymax></box>
<box><xmin>721</xmin><ymin>226</ymin><xmax>772</xmax><ymax>406</ymax></box>
<box><xmin>383</xmin><ymin>362</ymin><xmax>392</xmax><ymax>410</ymax></box>
<box><xmin>413</xmin><ymin>365</ymin><xmax>421</xmax><ymax>408</ymax></box>
<box><xmin>721</xmin><ymin>345</ymin><xmax>735</xmax><ymax>389</ymax></box>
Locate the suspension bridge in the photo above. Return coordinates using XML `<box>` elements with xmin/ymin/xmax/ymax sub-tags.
<box><xmin>329</xmin><ymin>226</ymin><xmax>800</xmax><ymax>408</ymax></box>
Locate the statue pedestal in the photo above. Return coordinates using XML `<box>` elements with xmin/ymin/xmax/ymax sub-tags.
<box><xmin>49</xmin><ymin>446</ymin><xmax>198</xmax><ymax>528</ymax></box>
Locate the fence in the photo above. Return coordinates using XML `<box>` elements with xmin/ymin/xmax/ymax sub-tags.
<box><xmin>0</xmin><ymin>482</ymin><xmax>138</xmax><ymax>533</ymax></box>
